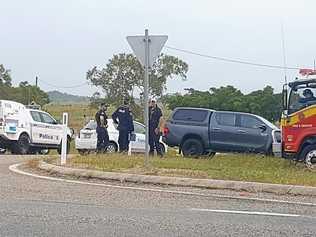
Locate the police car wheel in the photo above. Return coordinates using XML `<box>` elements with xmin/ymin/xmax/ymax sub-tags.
<box><xmin>106</xmin><ymin>142</ymin><xmax>118</xmax><ymax>153</ymax></box>
<box><xmin>16</xmin><ymin>133</ymin><xmax>30</xmax><ymax>155</ymax></box>
<box><xmin>39</xmin><ymin>149</ymin><xmax>49</xmax><ymax>155</ymax></box>
<box><xmin>78</xmin><ymin>149</ymin><xmax>89</xmax><ymax>156</ymax></box>
<box><xmin>0</xmin><ymin>148</ymin><xmax>6</xmax><ymax>154</ymax></box>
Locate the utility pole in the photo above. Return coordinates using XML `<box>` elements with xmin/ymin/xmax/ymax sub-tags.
<box><xmin>35</xmin><ymin>76</ymin><xmax>38</xmax><ymax>87</ymax></box>
<box><xmin>144</xmin><ymin>29</ymin><xmax>150</xmax><ymax>167</ymax></box>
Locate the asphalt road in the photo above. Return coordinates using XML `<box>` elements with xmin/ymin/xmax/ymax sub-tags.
<box><xmin>1</xmin><ymin>155</ymin><xmax>316</xmax><ymax>237</ymax></box>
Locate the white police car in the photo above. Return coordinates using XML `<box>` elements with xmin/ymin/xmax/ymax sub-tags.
<box><xmin>75</xmin><ymin>119</ymin><xmax>167</xmax><ymax>155</ymax></box>
<box><xmin>0</xmin><ymin>100</ymin><xmax>73</xmax><ymax>154</ymax></box>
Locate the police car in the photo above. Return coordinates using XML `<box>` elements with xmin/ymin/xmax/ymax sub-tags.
<box><xmin>75</xmin><ymin>119</ymin><xmax>167</xmax><ymax>155</ymax></box>
<box><xmin>0</xmin><ymin>100</ymin><xmax>73</xmax><ymax>155</ymax></box>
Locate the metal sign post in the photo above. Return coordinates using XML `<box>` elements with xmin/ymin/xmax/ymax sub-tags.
<box><xmin>61</xmin><ymin>112</ymin><xmax>68</xmax><ymax>165</ymax></box>
<box><xmin>127</xmin><ymin>29</ymin><xmax>168</xmax><ymax>168</ymax></box>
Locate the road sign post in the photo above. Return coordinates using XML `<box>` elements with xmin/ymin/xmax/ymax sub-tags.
<box><xmin>127</xmin><ymin>30</ymin><xmax>168</xmax><ymax>168</ymax></box>
<box><xmin>144</xmin><ymin>29</ymin><xmax>150</xmax><ymax>167</ymax></box>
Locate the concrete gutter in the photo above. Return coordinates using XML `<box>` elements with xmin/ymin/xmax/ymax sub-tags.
<box><xmin>38</xmin><ymin>161</ymin><xmax>316</xmax><ymax>196</ymax></box>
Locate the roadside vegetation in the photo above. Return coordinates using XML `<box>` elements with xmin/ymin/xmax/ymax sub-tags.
<box><xmin>44</xmin><ymin>153</ymin><xmax>316</xmax><ymax>187</ymax></box>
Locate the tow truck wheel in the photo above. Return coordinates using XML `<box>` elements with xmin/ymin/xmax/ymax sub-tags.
<box><xmin>14</xmin><ymin>133</ymin><xmax>30</xmax><ymax>155</ymax></box>
<box><xmin>300</xmin><ymin>144</ymin><xmax>316</xmax><ymax>169</ymax></box>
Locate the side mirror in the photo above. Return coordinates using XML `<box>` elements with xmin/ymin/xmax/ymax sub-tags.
<box><xmin>258</xmin><ymin>124</ymin><xmax>267</xmax><ymax>131</ymax></box>
<box><xmin>55</xmin><ymin>119</ymin><xmax>62</xmax><ymax>125</ymax></box>
<box><xmin>282</xmin><ymin>85</ymin><xmax>288</xmax><ymax>111</ymax></box>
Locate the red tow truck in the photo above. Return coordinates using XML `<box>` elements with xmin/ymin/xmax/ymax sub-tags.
<box><xmin>281</xmin><ymin>69</ymin><xmax>316</xmax><ymax>168</ymax></box>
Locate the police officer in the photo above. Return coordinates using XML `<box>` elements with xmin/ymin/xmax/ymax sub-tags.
<box><xmin>95</xmin><ymin>103</ymin><xmax>109</xmax><ymax>153</ymax></box>
<box><xmin>112</xmin><ymin>99</ymin><xmax>134</xmax><ymax>152</ymax></box>
<box><xmin>148</xmin><ymin>98</ymin><xmax>163</xmax><ymax>157</ymax></box>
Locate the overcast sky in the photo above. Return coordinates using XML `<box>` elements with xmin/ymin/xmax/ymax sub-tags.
<box><xmin>1</xmin><ymin>0</ymin><xmax>316</xmax><ymax>96</ymax></box>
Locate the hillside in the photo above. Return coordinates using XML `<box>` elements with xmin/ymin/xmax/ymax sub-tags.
<box><xmin>47</xmin><ymin>90</ymin><xmax>90</xmax><ymax>104</ymax></box>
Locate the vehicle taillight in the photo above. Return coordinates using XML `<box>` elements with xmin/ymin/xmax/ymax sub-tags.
<box><xmin>163</xmin><ymin>127</ymin><xmax>169</xmax><ymax>136</ymax></box>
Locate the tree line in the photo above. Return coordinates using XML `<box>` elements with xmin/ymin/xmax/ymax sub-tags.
<box><xmin>0</xmin><ymin>64</ymin><xmax>49</xmax><ymax>106</ymax></box>
<box><xmin>162</xmin><ymin>85</ymin><xmax>282</xmax><ymax>122</ymax></box>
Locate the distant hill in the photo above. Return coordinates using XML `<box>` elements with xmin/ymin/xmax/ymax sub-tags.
<box><xmin>47</xmin><ymin>91</ymin><xmax>90</xmax><ymax>104</ymax></box>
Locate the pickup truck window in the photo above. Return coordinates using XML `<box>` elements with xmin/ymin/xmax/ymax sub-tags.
<box><xmin>173</xmin><ymin>109</ymin><xmax>208</xmax><ymax>122</ymax></box>
<box><xmin>215</xmin><ymin>113</ymin><xmax>236</xmax><ymax>126</ymax></box>
<box><xmin>240</xmin><ymin>115</ymin><xmax>261</xmax><ymax>129</ymax></box>
<box><xmin>30</xmin><ymin>111</ymin><xmax>42</xmax><ymax>122</ymax></box>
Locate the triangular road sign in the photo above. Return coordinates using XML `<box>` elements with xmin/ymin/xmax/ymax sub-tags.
<box><xmin>127</xmin><ymin>35</ymin><xmax>168</xmax><ymax>67</ymax></box>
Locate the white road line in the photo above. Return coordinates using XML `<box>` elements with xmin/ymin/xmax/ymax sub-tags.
<box><xmin>9</xmin><ymin>163</ymin><xmax>316</xmax><ymax>207</ymax></box>
<box><xmin>190</xmin><ymin>208</ymin><xmax>301</xmax><ymax>217</ymax></box>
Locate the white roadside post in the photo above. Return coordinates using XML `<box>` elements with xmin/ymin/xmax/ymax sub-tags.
<box><xmin>127</xmin><ymin>29</ymin><xmax>168</xmax><ymax>167</ymax></box>
<box><xmin>61</xmin><ymin>112</ymin><xmax>68</xmax><ymax>165</ymax></box>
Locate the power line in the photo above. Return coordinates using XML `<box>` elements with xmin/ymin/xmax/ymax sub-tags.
<box><xmin>164</xmin><ymin>45</ymin><xmax>301</xmax><ymax>70</ymax></box>
<box><xmin>39</xmin><ymin>79</ymin><xmax>89</xmax><ymax>89</ymax></box>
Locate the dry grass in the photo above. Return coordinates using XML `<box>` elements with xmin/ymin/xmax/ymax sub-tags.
<box><xmin>25</xmin><ymin>158</ymin><xmax>40</xmax><ymax>169</ymax></box>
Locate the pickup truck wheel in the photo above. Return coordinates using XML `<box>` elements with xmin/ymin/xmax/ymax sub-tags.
<box><xmin>182</xmin><ymin>138</ymin><xmax>203</xmax><ymax>157</ymax></box>
<box><xmin>14</xmin><ymin>134</ymin><xmax>30</xmax><ymax>155</ymax></box>
<box><xmin>301</xmin><ymin>144</ymin><xmax>316</xmax><ymax>169</ymax></box>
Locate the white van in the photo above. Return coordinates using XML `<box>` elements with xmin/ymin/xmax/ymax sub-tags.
<box><xmin>0</xmin><ymin>100</ymin><xmax>73</xmax><ymax>154</ymax></box>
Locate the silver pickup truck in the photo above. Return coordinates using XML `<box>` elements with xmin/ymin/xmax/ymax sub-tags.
<box><xmin>163</xmin><ymin>107</ymin><xmax>281</xmax><ymax>157</ymax></box>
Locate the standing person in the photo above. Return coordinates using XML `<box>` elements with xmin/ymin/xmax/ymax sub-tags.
<box><xmin>112</xmin><ymin>99</ymin><xmax>134</xmax><ymax>153</ymax></box>
<box><xmin>95</xmin><ymin>103</ymin><xmax>109</xmax><ymax>153</ymax></box>
<box><xmin>148</xmin><ymin>99</ymin><xmax>163</xmax><ymax>157</ymax></box>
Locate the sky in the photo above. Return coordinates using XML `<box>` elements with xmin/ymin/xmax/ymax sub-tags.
<box><xmin>1</xmin><ymin>0</ymin><xmax>316</xmax><ymax>96</ymax></box>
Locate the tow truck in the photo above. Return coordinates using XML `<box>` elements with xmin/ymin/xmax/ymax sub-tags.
<box><xmin>281</xmin><ymin>69</ymin><xmax>316</xmax><ymax>168</ymax></box>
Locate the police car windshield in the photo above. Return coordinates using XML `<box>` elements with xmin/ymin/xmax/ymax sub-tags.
<box><xmin>289</xmin><ymin>85</ymin><xmax>316</xmax><ymax>114</ymax></box>
<box><xmin>84</xmin><ymin>121</ymin><xmax>97</xmax><ymax>130</ymax></box>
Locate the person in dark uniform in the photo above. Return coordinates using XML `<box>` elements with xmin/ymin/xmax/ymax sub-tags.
<box><xmin>112</xmin><ymin>99</ymin><xmax>134</xmax><ymax>153</ymax></box>
<box><xmin>148</xmin><ymin>99</ymin><xmax>163</xmax><ymax>157</ymax></box>
<box><xmin>95</xmin><ymin>103</ymin><xmax>109</xmax><ymax>153</ymax></box>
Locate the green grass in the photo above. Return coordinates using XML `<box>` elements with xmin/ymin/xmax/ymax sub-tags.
<box><xmin>64</xmin><ymin>153</ymin><xmax>316</xmax><ymax>187</ymax></box>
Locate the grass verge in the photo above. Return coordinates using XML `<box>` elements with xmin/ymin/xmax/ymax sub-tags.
<box><xmin>43</xmin><ymin>153</ymin><xmax>316</xmax><ymax>187</ymax></box>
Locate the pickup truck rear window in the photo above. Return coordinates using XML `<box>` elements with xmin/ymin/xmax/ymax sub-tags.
<box><xmin>173</xmin><ymin>109</ymin><xmax>208</xmax><ymax>122</ymax></box>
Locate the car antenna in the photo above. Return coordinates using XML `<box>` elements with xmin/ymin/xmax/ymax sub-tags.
<box><xmin>281</xmin><ymin>21</ymin><xmax>288</xmax><ymax>84</ymax></box>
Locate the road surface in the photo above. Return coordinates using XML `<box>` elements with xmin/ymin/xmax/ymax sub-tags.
<box><xmin>0</xmin><ymin>155</ymin><xmax>315</xmax><ymax>237</ymax></box>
